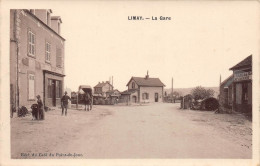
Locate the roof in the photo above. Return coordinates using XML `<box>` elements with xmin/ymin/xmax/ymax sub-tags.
<box><xmin>121</xmin><ymin>89</ymin><xmax>138</xmax><ymax>95</ymax></box>
<box><xmin>126</xmin><ymin>77</ymin><xmax>165</xmax><ymax>87</ymax></box>
<box><xmin>51</xmin><ymin>16</ymin><xmax>62</xmax><ymax>23</ymax></box>
<box><xmin>23</xmin><ymin>10</ymin><xmax>65</xmax><ymax>41</ymax></box>
<box><xmin>220</xmin><ymin>75</ymin><xmax>233</xmax><ymax>88</ymax></box>
<box><xmin>230</xmin><ymin>55</ymin><xmax>252</xmax><ymax>70</ymax></box>
<box><xmin>79</xmin><ymin>85</ymin><xmax>92</xmax><ymax>89</ymax></box>
<box><xmin>94</xmin><ymin>82</ymin><xmax>113</xmax><ymax>88</ymax></box>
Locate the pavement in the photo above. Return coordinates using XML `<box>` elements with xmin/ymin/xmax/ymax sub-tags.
<box><xmin>11</xmin><ymin>103</ymin><xmax>252</xmax><ymax>159</ymax></box>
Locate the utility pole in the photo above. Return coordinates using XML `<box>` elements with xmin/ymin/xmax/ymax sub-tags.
<box><xmin>171</xmin><ymin>77</ymin><xmax>173</xmax><ymax>103</ymax></box>
<box><xmin>219</xmin><ymin>74</ymin><xmax>221</xmax><ymax>100</ymax></box>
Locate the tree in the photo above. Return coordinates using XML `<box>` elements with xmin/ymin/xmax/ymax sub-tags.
<box><xmin>191</xmin><ymin>86</ymin><xmax>215</xmax><ymax>100</ymax></box>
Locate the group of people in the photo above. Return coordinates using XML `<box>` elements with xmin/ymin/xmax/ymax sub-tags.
<box><xmin>32</xmin><ymin>91</ymin><xmax>92</xmax><ymax>120</ymax></box>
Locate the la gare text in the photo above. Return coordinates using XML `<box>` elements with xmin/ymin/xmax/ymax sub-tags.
<box><xmin>128</xmin><ymin>16</ymin><xmax>171</xmax><ymax>21</ymax></box>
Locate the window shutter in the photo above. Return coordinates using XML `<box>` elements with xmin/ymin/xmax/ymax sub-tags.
<box><xmin>56</xmin><ymin>48</ymin><xmax>62</xmax><ymax>67</ymax></box>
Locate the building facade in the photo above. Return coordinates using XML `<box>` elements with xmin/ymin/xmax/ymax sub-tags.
<box><xmin>93</xmin><ymin>81</ymin><xmax>113</xmax><ymax>97</ymax></box>
<box><xmin>10</xmin><ymin>9</ymin><xmax>65</xmax><ymax>111</ymax></box>
<box><xmin>230</xmin><ymin>55</ymin><xmax>252</xmax><ymax>113</ymax></box>
<box><xmin>125</xmin><ymin>72</ymin><xmax>165</xmax><ymax>103</ymax></box>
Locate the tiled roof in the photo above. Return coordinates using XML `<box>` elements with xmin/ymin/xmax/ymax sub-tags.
<box><xmin>127</xmin><ymin>77</ymin><xmax>165</xmax><ymax>87</ymax></box>
<box><xmin>94</xmin><ymin>82</ymin><xmax>113</xmax><ymax>88</ymax></box>
<box><xmin>230</xmin><ymin>55</ymin><xmax>252</xmax><ymax>70</ymax></box>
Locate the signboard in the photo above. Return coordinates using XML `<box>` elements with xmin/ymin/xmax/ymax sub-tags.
<box><xmin>234</xmin><ymin>71</ymin><xmax>252</xmax><ymax>82</ymax></box>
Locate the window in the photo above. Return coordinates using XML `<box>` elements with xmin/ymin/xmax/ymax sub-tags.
<box><xmin>132</xmin><ymin>82</ymin><xmax>135</xmax><ymax>89</ymax></box>
<box><xmin>48</xmin><ymin>79</ymin><xmax>53</xmax><ymax>98</ymax></box>
<box><xmin>28</xmin><ymin>74</ymin><xmax>35</xmax><ymax>100</ymax></box>
<box><xmin>46</xmin><ymin>42</ymin><xmax>51</xmax><ymax>62</ymax></box>
<box><xmin>56</xmin><ymin>80</ymin><xmax>62</xmax><ymax>98</ymax></box>
<box><xmin>28</xmin><ymin>30</ymin><xmax>35</xmax><ymax>56</ymax></box>
<box><xmin>142</xmin><ymin>93</ymin><xmax>149</xmax><ymax>100</ymax></box>
<box><xmin>56</xmin><ymin>48</ymin><xmax>62</xmax><ymax>67</ymax></box>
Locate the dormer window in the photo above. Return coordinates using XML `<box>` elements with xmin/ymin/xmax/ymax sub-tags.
<box><xmin>132</xmin><ymin>82</ymin><xmax>135</xmax><ymax>89</ymax></box>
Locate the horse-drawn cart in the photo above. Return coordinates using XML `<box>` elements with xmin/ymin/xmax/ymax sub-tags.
<box><xmin>77</xmin><ymin>85</ymin><xmax>93</xmax><ymax>111</ymax></box>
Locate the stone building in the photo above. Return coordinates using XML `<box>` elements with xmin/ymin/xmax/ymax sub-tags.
<box><xmin>125</xmin><ymin>72</ymin><xmax>165</xmax><ymax>103</ymax></box>
<box><xmin>93</xmin><ymin>81</ymin><xmax>113</xmax><ymax>97</ymax></box>
<box><xmin>10</xmin><ymin>9</ymin><xmax>65</xmax><ymax>111</ymax></box>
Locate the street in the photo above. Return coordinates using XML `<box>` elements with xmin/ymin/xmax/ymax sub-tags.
<box><xmin>11</xmin><ymin>103</ymin><xmax>252</xmax><ymax>159</ymax></box>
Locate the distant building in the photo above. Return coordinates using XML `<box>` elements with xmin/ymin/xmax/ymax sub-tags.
<box><xmin>106</xmin><ymin>89</ymin><xmax>121</xmax><ymax>98</ymax></box>
<box><xmin>125</xmin><ymin>72</ymin><xmax>165</xmax><ymax>103</ymax></box>
<box><xmin>93</xmin><ymin>81</ymin><xmax>113</xmax><ymax>97</ymax></box>
<box><xmin>10</xmin><ymin>9</ymin><xmax>65</xmax><ymax>111</ymax></box>
<box><xmin>230</xmin><ymin>55</ymin><xmax>252</xmax><ymax>113</ymax></box>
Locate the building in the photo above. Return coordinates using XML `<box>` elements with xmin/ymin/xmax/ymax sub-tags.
<box><xmin>93</xmin><ymin>81</ymin><xmax>113</xmax><ymax>97</ymax></box>
<box><xmin>10</xmin><ymin>9</ymin><xmax>65</xmax><ymax>111</ymax></box>
<box><xmin>125</xmin><ymin>72</ymin><xmax>165</xmax><ymax>103</ymax></box>
<box><xmin>219</xmin><ymin>74</ymin><xmax>233</xmax><ymax>109</ymax></box>
<box><xmin>106</xmin><ymin>89</ymin><xmax>121</xmax><ymax>98</ymax></box>
<box><xmin>229</xmin><ymin>55</ymin><xmax>252</xmax><ymax>113</ymax></box>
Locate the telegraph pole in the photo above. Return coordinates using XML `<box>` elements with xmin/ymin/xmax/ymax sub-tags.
<box><xmin>171</xmin><ymin>77</ymin><xmax>173</xmax><ymax>103</ymax></box>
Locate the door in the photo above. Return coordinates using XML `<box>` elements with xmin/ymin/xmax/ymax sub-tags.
<box><xmin>52</xmin><ymin>80</ymin><xmax>56</xmax><ymax>106</ymax></box>
<box><xmin>155</xmin><ymin>93</ymin><xmax>158</xmax><ymax>102</ymax></box>
<box><xmin>132</xmin><ymin>96</ymin><xmax>137</xmax><ymax>103</ymax></box>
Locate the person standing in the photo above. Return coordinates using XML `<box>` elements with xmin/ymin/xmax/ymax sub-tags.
<box><xmin>61</xmin><ymin>91</ymin><xmax>71</xmax><ymax>116</ymax></box>
<box><xmin>36</xmin><ymin>95</ymin><xmax>44</xmax><ymax>120</ymax></box>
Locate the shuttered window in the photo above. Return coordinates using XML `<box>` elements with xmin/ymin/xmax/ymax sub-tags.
<box><xmin>56</xmin><ymin>48</ymin><xmax>62</xmax><ymax>67</ymax></box>
<box><xmin>28</xmin><ymin>74</ymin><xmax>35</xmax><ymax>100</ymax></box>
<box><xmin>142</xmin><ymin>93</ymin><xmax>149</xmax><ymax>100</ymax></box>
<box><xmin>28</xmin><ymin>30</ymin><xmax>35</xmax><ymax>56</ymax></box>
<box><xmin>46</xmin><ymin>42</ymin><xmax>51</xmax><ymax>62</ymax></box>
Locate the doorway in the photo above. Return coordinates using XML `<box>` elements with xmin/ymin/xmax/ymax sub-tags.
<box><xmin>132</xmin><ymin>96</ymin><xmax>137</xmax><ymax>103</ymax></box>
<box><xmin>52</xmin><ymin>80</ymin><xmax>56</xmax><ymax>106</ymax></box>
<box><xmin>155</xmin><ymin>93</ymin><xmax>158</xmax><ymax>102</ymax></box>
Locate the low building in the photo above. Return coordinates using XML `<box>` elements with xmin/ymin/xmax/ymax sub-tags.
<box><xmin>230</xmin><ymin>55</ymin><xmax>252</xmax><ymax>113</ymax></box>
<box><xmin>219</xmin><ymin>74</ymin><xmax>233</xmax><ymax>109</ymax></box>
<box><xmin>93</xmin><ymin>81</ymin><xmax>113</xmax><ymax>97</ymax></box>
<box><xmin>125</xmin><ymin>72</ymin><xmax>165</xmax><ymax>103</ymax></box>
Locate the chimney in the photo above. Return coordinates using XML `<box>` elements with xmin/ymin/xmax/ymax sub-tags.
<box><xmin>145</xmin><ymin>70</ymin><xmax>149</xmax><ymax>79</ymax></box>
<box><xmin>51</xmin><ymin>16</ymin><xmax>62</xmax><ymax>34</ymax></box>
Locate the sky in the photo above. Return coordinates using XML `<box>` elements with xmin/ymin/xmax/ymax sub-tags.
<box><xmin>47</xmin><ymin>1</ymin><xmax>258</xmax><ymax>91</ymax></box>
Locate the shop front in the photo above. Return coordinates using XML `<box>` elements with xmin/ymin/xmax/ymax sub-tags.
<box><xmin>230</xmin><ymin>55</ymin><xmax>252</xmax><ymax>113</ymax></box>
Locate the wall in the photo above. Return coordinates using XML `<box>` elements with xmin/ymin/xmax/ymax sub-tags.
<box><xmin>128</xmin><ymin>79</ymin><xmax>138</xmax><ymax>90</ymax></box>
<box><xmin>10</xmin><ymin>9</ymin><xmax>65</xmax><ymax>110</ymax></box>
<box><xmin>139</xmin><ymin>86</ymin><xmax>163</xmax><ymax>103</ymax></box>
<box><xmin>102</xmin><ymin>83</ymin><xmax>113</xmax><ymax>94</ymax></box>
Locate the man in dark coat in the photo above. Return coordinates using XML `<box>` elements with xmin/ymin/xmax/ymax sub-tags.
<box><xmin>36</xmin><ymin>95</ymin><xmax>44</xmax><ymax>120</ymax></box>
<box><xmin>61</xmin><ymin>91</ymin><xmax>71</xmax><ymax>116</ymax></box>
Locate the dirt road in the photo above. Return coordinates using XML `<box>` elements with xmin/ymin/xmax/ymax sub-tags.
<box><xmin>11</xmin><ymin>103</ymin><xmax>252</xmax><ymax>159</ymax></box>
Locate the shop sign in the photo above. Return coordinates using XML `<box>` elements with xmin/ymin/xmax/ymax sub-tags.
<box><xmin>234</xmin><ymin>71</ymin><xmax>252</xmax><ymax>82</ymax></box>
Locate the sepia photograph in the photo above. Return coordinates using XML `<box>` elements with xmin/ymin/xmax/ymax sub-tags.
<box><xmin>1</xmin><ymin>0</ymin><xmax>260</xmax><ymax>166</ymax></box>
